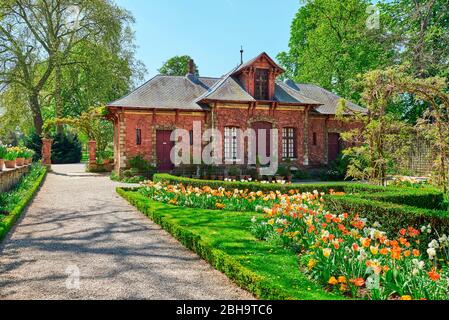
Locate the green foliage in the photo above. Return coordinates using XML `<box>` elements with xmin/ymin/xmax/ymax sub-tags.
<box><xmin>128</xmin><ymin>155</ymin><xmax>156</xmax><ymax>179</ymax></box>
<box><xmin>326</xmin><ymin>195</ymin><xmax>449</xmax><ymax>239</ymax></box>
<box><xmin>0</xmin><ymin>144</ymin><xmax>7</xmax><ymax>158</ymax></box>
<box><xmin>23</xmin><ymin>132</ymin><xmax>43</xmax><ymax>161</ymax></box>
<box><xmin>0</xmin><ymin>0</ymin><xmax>144</xmax><ymax>136</ymax></box>
<box><xmin>51</xmin><ymin>132</ymin><xmax>82</xmax><ymax>164</ymax></box>
<box><xmin>320</xmin><ymin>155</ymin><xmax>350</xmax><ymax>181</ymax></box>
<box><xmin>158</xmin><ymin>55</ymin><xmax>199</xmax><ymax>76</ymax></box>
<box><xmin>293</xmin><ymin>169</ymin><xmax>311</xmax><ymax>181</ymax></box>
<box><xmin>0</xmin><ymin>164</ymin><xmax>46</xmax><ymax>240</ymax></box>
<box><xmin>117</xmin><ymin>188</ymin><xmax>339</xmax><ymax>300</ymax></box>
<box><xmin>228</xmin><ymin>166</ymin><xmax>240</xmax><ymax>177</ymax></box>
<box><xmin>278</xmin><ymin>0</ymin><xmax>393</xmax><ymax>101</ymax></box>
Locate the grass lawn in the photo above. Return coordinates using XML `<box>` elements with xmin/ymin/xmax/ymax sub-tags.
<box><xmin>117</xmin><ymin>188</ymin><xmax>342</xmax><ymax>300</ymax></box>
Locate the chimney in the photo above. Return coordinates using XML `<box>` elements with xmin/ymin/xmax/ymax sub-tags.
<box><xmin>188</xmin><ymin>59</ymin><xmax>196</xmax><ymax>75</ymax></box>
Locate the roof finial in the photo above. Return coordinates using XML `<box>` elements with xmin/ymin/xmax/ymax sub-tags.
<box><xmin>240</xmin><ymin>46</ymin><xmax>244</xmax><ymax>65</ymax></box>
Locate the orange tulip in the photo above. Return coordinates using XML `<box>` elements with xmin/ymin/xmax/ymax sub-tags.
<box><xmin>350</xmin><ymin>278</ymin><xmax>365</xmax><ymax>287</ymax></box>
<box><xmin>428</xmin><ymin>269</ymin><xmax>441</xmax><ymax>281</ymax></box>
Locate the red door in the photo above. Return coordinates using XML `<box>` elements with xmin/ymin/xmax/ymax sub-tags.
<box><xmin>328</xmin><ymin>133</ymin><xmax>341</xmax><ymax>163</ymax></box>
<box><xmin>252</xmin><ymin>122</ymin><xmax>272</xmax><ymax>159</ymax></box>
<box><xmin>156</xmin><ymin>130</ymin><xmax>174</xmax><ymax>172</ymax></box>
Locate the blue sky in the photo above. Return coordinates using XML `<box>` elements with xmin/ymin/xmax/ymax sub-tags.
<box><xmin>115</xmin><ymin>0</ymin><xmax>301</xmax><ymax>79</ymax></box>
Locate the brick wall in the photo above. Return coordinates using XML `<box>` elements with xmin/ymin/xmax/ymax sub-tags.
<box><xmin>111</xmin><ymin>107</ymin><xmax>360</xmax><ymax>173</ymax></box>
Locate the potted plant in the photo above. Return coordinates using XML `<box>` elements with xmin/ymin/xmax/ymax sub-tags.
<box><xmin>4</xmin><ymin>148</ymin><xmax>17</xmax><ymax>169</ymax></box>
<box><xmin>0</xmin><ymin>144</ymin><xmax>7</xmax><ymax>172</ymax></box>
<box><xmin>10</xmin><ymin>146</ymin><xmax>25</xmax><ymax>166</ymax></box>
<box><xmin>24</xmin><ymin>148</ymin><xmax>34</xmax><ymax>165</ymax></box>
<box><xmin>228</xmin><ymin>166</ymin><xmax>240</xmax><ymax>180</ymax></box>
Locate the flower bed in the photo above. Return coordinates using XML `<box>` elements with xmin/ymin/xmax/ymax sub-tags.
<box><xmin>139</xmin><ymin>181</ymin><xmax>306</xmax><ymax>212</ymax></box>
<box><xmin>251</xmin><ymin>191</ymin><xmax>449</xmax><ymax>300</ymax></box>
<box><xmin>137</xmin><ymin>179</ymin><xmax>449</xmax><ymax>300</ymax></box>
<box><xmin>117</xmin><ymin>187</ymin><xmax>339</xmax><ymax>300</ymax></box>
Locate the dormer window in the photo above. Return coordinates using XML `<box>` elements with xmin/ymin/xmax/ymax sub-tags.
<box><xmin>254</xmin><ymin>68</ymin><xmax>269</xmax><ymax>100</ymax></box>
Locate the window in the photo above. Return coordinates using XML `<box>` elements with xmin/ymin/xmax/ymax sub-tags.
<box><xmin>313</xmin><ymin>132</ymin><xmax>317</xmax><ymax>146</ymax></box>
<box><xmin>136</xmin><ymin>128</ymin><xmax>142</xmax><ymax>146</ymax></box>
<box><xmin>224</xmin><ymin>127</ymin><xmax>239</xmax><ymax>161</ymax></box>
<box><xmin>282</xmin><ymin>128</ymin><xmax>296</xmax><ymax>159</ymax></box>
<box><xmin>254</xmin><ymin>69</ymin><xmax>269</xmax><ymax>100</ymax></box>
<box><xmin>189</xmin><ymin>130</ymin><xmax>194</xmax><ymax>146</ymax></box>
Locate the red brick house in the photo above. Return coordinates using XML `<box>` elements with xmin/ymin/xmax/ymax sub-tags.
<box><xmin>107</xmin><ymin>52</ymin><xmax>364</xmax><ymax>174</ymax></box>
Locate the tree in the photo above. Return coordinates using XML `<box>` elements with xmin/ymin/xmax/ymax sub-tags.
<box><xmin>0</xmin><ymin>0</ymin><xmax>135</xmax><ymax>135</ymax></box>
<box><xmin>278</xmin><ymin>0</ymin><xmax>394</xmax><ymax>101</ymax></box>
<box><xmin>339</xmin><ymin>65</ymin><xmax>449</xmax><ymax>191</ymax></box>
<box><xmin>158</xmin><ymin>55</ymin><xmax>199</xmax><ymax>76</ymax></box>
<box><xmin>380</xmin><ymin>0</ymin><xmax>449</xmax><ymax>78</ymax></box>
<box><xmin>337</xmin><ymin>66</ymin><xmax>413</xmax><ymax>186</ymax></box>
<box><xmin>43</xmin><ymin>105</ymin><xmax>112</xmax><ymax>154</ymax></box>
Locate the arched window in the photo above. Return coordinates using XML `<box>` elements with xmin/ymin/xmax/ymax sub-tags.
<box><xmin>282</xmin><ymin>128</ymin><xmax>297</xmax><ymax>159</ymax></box>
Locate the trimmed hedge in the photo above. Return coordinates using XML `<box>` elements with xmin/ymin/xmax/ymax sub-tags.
<box><xmin>362</xmin><ymin>189</ymin><xmax>446</xmax><ymax>210</ymax></box>
<box><xmin>326</xmin><ymin>195</ymin><xmax>449</xmax><ymax>237</ymax></box>
<box><xmin>0</xmin><ymin>165</ymin><xmax>47</xmax><ymax>241</ymax></box>
<box><xmin>153</xmin><ymin>173</ymin><xmax>389</xmax><ymax>194</ymax></box>
<box><xmin>117</xmin><ymin>187</ymin><xmax>340</xmax><ymax>300</ymax></box>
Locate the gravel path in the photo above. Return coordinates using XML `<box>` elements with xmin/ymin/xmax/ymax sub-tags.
<box><xmin>0</xmin><ymin>164</ymin><xmax>253</xmax><ymax>300</ymax></box>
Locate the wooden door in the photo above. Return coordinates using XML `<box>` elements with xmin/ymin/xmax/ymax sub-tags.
<box><xmin>156</xmin><ymin>130</ymin><xmax>174</xmax><ymax>172</ymax></box>
<box><xmin>328</xmin><ymin>133</ymin><xmax>341</xmax><ymax>163</ymax></box>
<box><xmin>252</xmin><ymin>122</ymin><xmax>272</xmax><ymax>159</ymax></box>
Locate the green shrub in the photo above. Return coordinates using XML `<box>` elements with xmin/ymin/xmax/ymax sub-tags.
<box><xmin>128</xmin><ymin>155</ymin><xmax>156</xmax><ymax>179</ymax></box>
<box><xmin>325</xmin><ymin>195</ymin><xmax>449</xmax><ymax>238</ymax></box>
<box><xmin>0</xmin><ymin>164</ymin><xmax>47</xmax><ymax>240</ymax></box>
<box><xmin>362</xmin><ymin>189</ymin><xmax>446</xmax><ymax>210</ymax></box>
<box><xmin>51</xmin><ymin>132</ymin><xmax>82</xmax><ymax>164</ymax></box>
<box><xmin>23</xmin><ymin>132</ymin><xmax>42</xmax><ymax>161</ymax></box>
<box><xmin>293</xmin><ymin>170</ymin><xmax>311</xmax><ymax>181</ymax></box>
<box><xmin>0</xmin><ymin>144</ymin><xmax>8</xmax><ymax>159</ymax></box>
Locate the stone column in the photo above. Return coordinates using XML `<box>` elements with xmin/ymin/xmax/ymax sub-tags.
<box><xmin>41</xmin><ymin>138</ymin><xmax>53</xmax><ymax>167</ymax></box>
<box><xmin>303</xmin><ymin>107</ymin><xmax>310</xmax><ymax>166</ymax></box>
<box><xmin>88</xmin><ymin>140</ymin><xmax>97</xmax><ymax>166</ymax></box>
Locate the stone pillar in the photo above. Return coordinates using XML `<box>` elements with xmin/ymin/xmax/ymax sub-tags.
<box><xmin>42</xmin><ymin>138</ymin><xmax>53</xmax><ymax>167</ymax></box>
<box><xmin>303</xmin><ymin>107</ymin><xmax>310</xmax><ymax>166</ymax></box>
<box><xmin>88</xmin><ymin>140</ymin><xmax>97</xmax><ymax>165</ymax></box>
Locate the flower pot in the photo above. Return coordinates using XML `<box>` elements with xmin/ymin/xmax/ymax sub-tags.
<box><xmin>4</xmin><ymin>160</ymin><xmax>16</xmax><ymax>169</ymax></box>
<box><xmin>218</xmin><ymin>175</ymin><xmax>224</xmax><ymax>181</ymax></box>
<box><xmin>0</xmin><ymin>159</ymin><xmax>4</xmax><ymax>172</ymax></box>
<box><xmin>210</xmin><ymin>175</ymin><xmax>217</xmax><ymax>180</ymax></box>
<box><xmin>16</xmin><ymin>158</ymin><xmax>25</xmax><ymax>166</ymax></box>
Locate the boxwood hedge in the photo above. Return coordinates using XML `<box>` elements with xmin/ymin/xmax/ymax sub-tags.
<box><xmin>0</xmin><ymin>164</ymin><xmax>47</xmax><ymax>241</ymax></box>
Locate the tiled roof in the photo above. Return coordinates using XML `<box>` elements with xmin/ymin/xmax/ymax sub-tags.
<box><xmin>108</xmin><ymin>53</ymin><xmax>365</xmax><ymax>115</ymax></box>
<box><xmin>108</xmin><ymin>75</ymin><xmax>220</xmax><ymax>110</ymax></box>
<box><xmin>292</xmin><ymin>83</ymin><xmax>366</xmax><ymax>115</ymax></box>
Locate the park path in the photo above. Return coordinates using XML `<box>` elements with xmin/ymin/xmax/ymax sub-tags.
<box><xmin>0</xmin><ymin>164</ymin><xmax>253</xmax><ymax>300</ymax></box>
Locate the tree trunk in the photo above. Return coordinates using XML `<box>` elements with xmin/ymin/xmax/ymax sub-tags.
<box><xmin>55</xmin><ymin>63</ymin><xmax>63</xmax><ymax>134</ymax></box>
<box><xmin>29</xmin><ymin>93</ymin><xmax>44</xmax><ymax>136</ymax></box>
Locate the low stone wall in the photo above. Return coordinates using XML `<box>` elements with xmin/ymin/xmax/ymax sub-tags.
<box><xmin>0</xmin><ymin>165</ymin><xmax>31</xmax><ymax>193</ymax></box>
